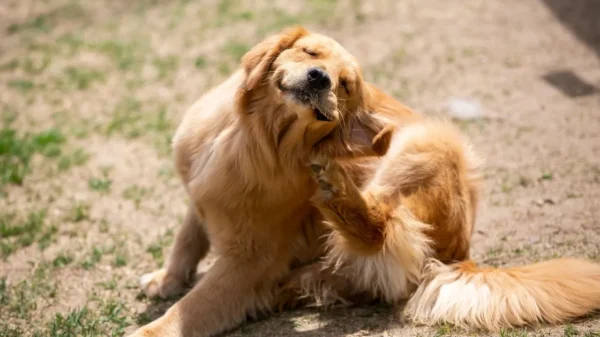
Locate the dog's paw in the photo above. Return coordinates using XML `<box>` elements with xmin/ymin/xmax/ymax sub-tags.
<box><xmin>309</xmin><ymin>157</ymin><xmax>345</xmax><ymax>202</ymax></box>
<box><xmin>140</xmin><ymin>269</ymin><xmax>185</xmax><ymax>299</ymax></box>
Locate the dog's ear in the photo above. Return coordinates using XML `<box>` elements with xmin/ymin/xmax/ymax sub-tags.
<box><xmin>346</xmin><ymin>112</ymin><xmax>395</xmax><ymax>157</ymax></box>
<box><xmin>241</xmin><ymin>26</ymin><xmax>309</xmax><ymax>90</ymax></box>
<box><xmin>339</xmin><ymin>80</ymin><xmax>395</xmax><ymax>157</ymax></box>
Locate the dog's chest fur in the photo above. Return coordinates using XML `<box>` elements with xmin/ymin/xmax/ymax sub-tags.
<box><xmin>172</xmin><ymin>72</ymin><xmax>318</xmax><ymax>257</ymax></box>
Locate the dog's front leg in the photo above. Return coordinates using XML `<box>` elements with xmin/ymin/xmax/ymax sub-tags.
<box><xmin>140</xmin><ymin>205</ymin><xmax>210</xmax><ymax>299</ymax></box>
<box><xmin>129</xmin><ymin>255</ymin><xmax>285</xmax><ymax>337</ymax></box>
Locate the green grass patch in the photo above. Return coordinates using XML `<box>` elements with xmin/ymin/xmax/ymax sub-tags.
<box><xmin>213</xmin><ymin>0</ymin><xmax>256</xmax><ymax>26</ymax></box>
<box><xmin>221</xmin><ymin>41</ymin><xmax>251</xmax><ymax>62</ymax></box>
<box><xmin>2</xmin><ymin>107</ymin><xmax>18</xmax><ymax>126</ymax></box>
<box><xmin>58</xmin><ymin>148</ymin><xmax>89</xmax><ymax>172</ymax></box>
<box><xmin>0</xmin><ymin>324</ymin><xmax>23</xmax><ymax>337</ymax></box>
<box><xmin>217</xmin><ymin>62</ymin><xmax>231</xmax><ymax>76</ymax></box>
<box><xmin>98</xmin><ymin>278</ymin><xmax>118</xmax><ymax>291</ymax></box>
<box><xmin>37</xmin><ymin>225</ymin><xmax>58</xmax><ymax>251</ymax></box>
<box><xmin>146</xmin><ymin>229</ymin><xmax>174</xmax><ymax>266</ymax></box>
<box><xmin>194</xmin><ymin>56</ymin><xmax>207</xmax><ymax>69</ymax></box>
<box><xmin>0</xmin><ymin>210</ymin><xmax>44</xmax><ymax>249</ymax></box>
<box><xmin>52</xmin><ymin>252</ymin><xmax>74</xmax><ymax>267</ymax></box>
<box><xmin>0</xmin><ymin>262</ymin><xmax>57</xmax><ymax>320</ymax></box>
<box><xmin>564</xmin><ymin>324</ymin><xmax>580</xmax><ymax>337</ymax></box>
<box><xmin>256</xmin><ymin>9</ymin><xmax>303</xmax><ymax>36</ymax></box>
<box><xmin>31</xmin><ymin>129</ymin><xmax>66</xmax><ymax>158</ymax></box>
<box><xmin>107</xmin><ymin>98</ymin><xmax>173</xmax><ymax>137</ymax></box>
<box><xmin>145</xmin><ymin>243</ymin><xmax>163</xmax><ymax>264</ymax></box>
<box><xmin>95</xmin><ymin>39</ymin><xmax>147</xmax><ymax>71</ymax></box>
<box><xmin>122</xmin><ymin>185</ymin><xmax>149</xmax><ymax>209</ymax></box>
<box><xmin>58</xmin><ymin>67</ymin><xmax>106</xmax><ymax>90</ymax></box>
<box><xmin>113</xmin><ymin>253</ymin><xmax>127</xmax><ymax>268</ymax></box>
<box><xmin>0</xmin><ymin>128</ymin><xmax>66</xmax><ymax>186</ymax></box>
<box><xmin>7</xmin><ymin>15</ymin><xmax>51</xmax><ymax>35</ymax></box>
<box><xmin>69</xmin><ymin>203</ymin><xmax>90</xmax><ymax>222</ymax></box>
<box><xmin>88</xmin><ymin>177</ymin><xmax>112</xmax><ymax>193</ymax></box>
<box><xmin>7</xmin><ymin>79</ymin><xmax>35</xmax><ymax>93</ymax></box>
<box><xmin>40</xmin><ymin>299</ymin><xmax>129</xmax><ymax>337</ymax></box>
<box><xmin>56</xmin><ymin>33</ymin><xmax>86</xmax><ymax>55</ymax></box>
<box><xmin>135</xmin><ymin>312</ymin><xmax>153</xmax><ymax>326</ymax></box>
<box><xmin>7</xmin><ymin>3</ymin><xmax>84</xmax><ymax>36</ymax></box>
<box><xmin>80</xmin><ymin>246</ymin><xmax>103</xmax><ymax>270</ymax></box>
<box><xmin>99</xmin><ymin>219</ymin><xmax>109</xmax><ymax>233</ymax></box>
<box><xmin>0</xmin><ymin>129</ymin><xmax>33</xmax><ymax>185</ymax></box>
<box><xmin>105</xmin><ymin>97</ymin><xmax>143</xmax><ymax>137</ymax></box>
<box><xmin>433</xmin><ymin>324</ymin><xmax>453</xmax><ymax>337</ymax></box>
<box><xmin>0</xmin><ymin>210</ymin><xmax>55</xmax><ymax>258</ymax></box>
<box><xmin>499</xmin><ymin>328</ymin><xmax>529</xmax><ymax>337</ymax></box>
<box><xmin>0</xmin><ymin>55</ymin><xmax>52</xmax><ymax>74</ymax></box>
<box><xmin>148</xmin><ymin>106</ymin><xmax>172</xmax><ymax>133</ymax></box>
<box><xmin>153</xmin><ymin>55</ymin><xmax>179</xmax><ymax>79</ymax></box>
<box><xmin>22</xmin><ymin>53</ymin><xmax>52</xmax><ymax>75</ymax></box>
<box><xmin>105</xmin><ymin>99</ymin><xmax>174</xmax><ymax>155</ymax></box>
<box><xmin>0</xmin><ymin>59</ymin><xmax>20</xmax><ymax>72</ymax></box>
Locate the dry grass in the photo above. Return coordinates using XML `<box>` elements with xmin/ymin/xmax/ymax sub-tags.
<box><xmin>1</xmin><ymin>0</ymin><xmax>599</xmax><ymax>336</ymax></box>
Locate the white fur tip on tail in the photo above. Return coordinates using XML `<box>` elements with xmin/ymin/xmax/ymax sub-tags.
<box><xmin>404</xmin><ymin>258</ymin><xmax>600</xmax><ymax>331</ymax></box>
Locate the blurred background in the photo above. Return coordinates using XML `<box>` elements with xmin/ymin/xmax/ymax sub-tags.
<box><xmin>0</xmin><ymin>1</ymin><xmax>599</xmax><ymax>336</ymax></box>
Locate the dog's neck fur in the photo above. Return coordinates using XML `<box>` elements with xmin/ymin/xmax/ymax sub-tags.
<box><xmin>235</xmin><ymin>83</ymin><xmax>314</xmax><ymax>172</ymax></box>
<box><xmin>223</xmin><ymin>82</ymin><xmax>316</xmax><ymax>208</ymax></box>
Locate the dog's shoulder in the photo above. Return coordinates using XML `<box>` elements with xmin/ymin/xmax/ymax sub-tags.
<box><xmin>172</xmin><ymin>70</ymin><xmax>245</xmax><ymax>183</ymax></box>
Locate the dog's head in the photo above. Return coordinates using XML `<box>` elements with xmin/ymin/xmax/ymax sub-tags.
<box><xmin>237</xmin><ymin>26</ymin><xmax>394</xmax><ymax>162</ymax></box>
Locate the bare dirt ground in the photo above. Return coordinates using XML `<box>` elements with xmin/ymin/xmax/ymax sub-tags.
<box><xmin>1</xmin><ymin>0</ymin><xmax>599</xmax><ymax>336</ymax></box>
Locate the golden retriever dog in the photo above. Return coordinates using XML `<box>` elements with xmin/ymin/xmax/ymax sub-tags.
<box><xmin>128</xmin><ymin>27</ymin><xmax>600</xmax><ymax>337</ymax></box>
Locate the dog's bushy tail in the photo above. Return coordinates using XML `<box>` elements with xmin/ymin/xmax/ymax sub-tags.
<box><xmin>405</xmin><ymin>258</ymin><xmax>600</xmax><ymax>330</ymax></box>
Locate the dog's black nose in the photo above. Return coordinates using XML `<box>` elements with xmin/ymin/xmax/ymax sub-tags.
<box><xmin>306</xmin><ymin>67</ymin><xmax>331</xmax><ymax>91</ymax></box>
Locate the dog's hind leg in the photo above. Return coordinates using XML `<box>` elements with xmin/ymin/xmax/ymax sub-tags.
<box><xmin>308</xmin><ymin>157</ymin><xmax>432</xmax><ymax>302</ymax></box>
<box><xmin>311</xmin><ymin>121</ymin><xmax>479</xmax><ymax>260</ymax></box>
<box><xmin>140</xmin><ymin>204</ymin><xmax>210</xmax><ymax>299</ymax></box>
<box><xmin>308</xmin><ymin>158</ymin><xmax>394</xmax><ymax>255</ymax></box>
<box><xmin>308</xmin><ymin>121</ymin><xmax>480</xmax><ymax>302</ymax></box>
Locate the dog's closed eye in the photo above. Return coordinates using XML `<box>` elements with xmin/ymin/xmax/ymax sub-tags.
<box><xmin>339</xmin><ymin>79</ymin><xmax>350</xmax><ymax>95</ymax></box>
<box><xmin>303</xmin><ymin>48</ymin><xmax>319</xmax><ymax>57</ymax></box>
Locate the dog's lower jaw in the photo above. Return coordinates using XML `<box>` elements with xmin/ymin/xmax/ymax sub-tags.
<box><xmin>278</xmin><ymin>85</ymin><xmax>337</xmax><ymax>122</ymax></box>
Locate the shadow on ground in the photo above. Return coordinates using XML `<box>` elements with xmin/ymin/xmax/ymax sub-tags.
<box><xmin>543</xmin><ymin>0</ymin><xmax>600</xmax><ymax>59</ymax></box>
<box><xmin>541</xmin><ymin>0</ymin><xmax>600</xmax><ymax>97</ymax></box>
<box><xmin>140</xmin><ymin>296</ymin><xmax>396</xmax><ymax>337</ymax></box>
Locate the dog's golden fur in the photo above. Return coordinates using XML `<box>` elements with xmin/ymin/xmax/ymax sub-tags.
<box><xmin>128</xmin><ymin>27</ymin><xmax>600</xmax><ymax>337</ymax></box>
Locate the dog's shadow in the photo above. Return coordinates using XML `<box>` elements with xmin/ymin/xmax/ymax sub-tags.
<box><xmin>226</xmin><ymin>304</ymin><xmax>397</xmax><ymax>337</ymax></box>
<box><xmin>135</xmin><ymin>271</ymin><xmax>397</xmax><ymax>337</ymax></box>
